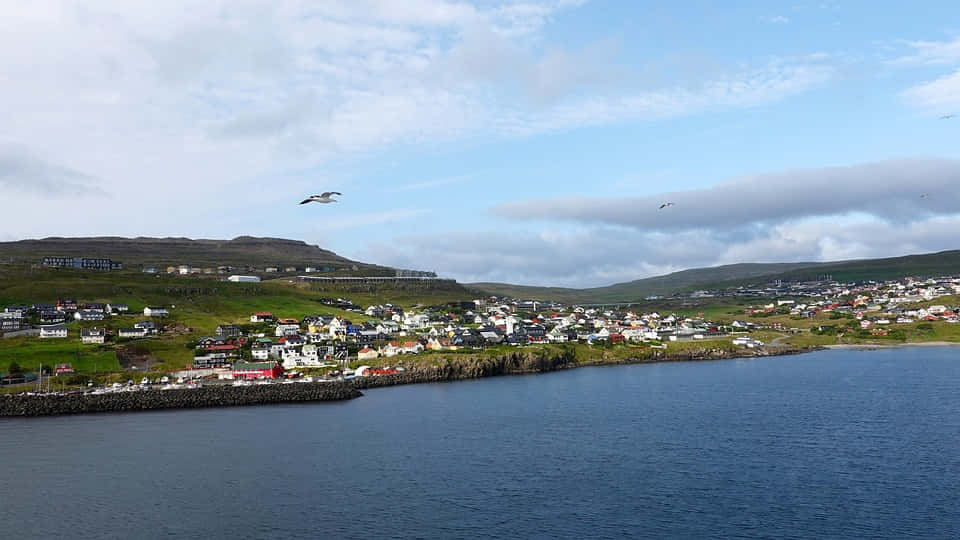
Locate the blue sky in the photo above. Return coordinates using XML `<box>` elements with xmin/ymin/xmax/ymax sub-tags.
<box><xmin>2</xmin><ymin>1</ymin><xmax>960</xmax><ymax>286</ymax></box>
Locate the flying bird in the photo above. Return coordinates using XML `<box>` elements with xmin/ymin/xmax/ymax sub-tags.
<box><xmin>941</xmin><ymin>114</ymin><xmax>956</xmax><ymax>119</ymax></box>
<box><xmin>658</xmin><ymin>202</ymin><xmax>675</xmax><ymax>210</ymax></box>
<box><xmin>920</xmin><ymin>193</ymin><xmax>929</xmax><ymax>198</ymax></box>
<box><xmin>300</xmin><ymin>192</ymin><xmax>342</xmax><ymax>205</ymax></box>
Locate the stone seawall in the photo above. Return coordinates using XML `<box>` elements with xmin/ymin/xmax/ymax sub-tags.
<box><xmin>0</xmin><ymin>383</ymin><xmax>362</xmax><ymax>417</ymax></box>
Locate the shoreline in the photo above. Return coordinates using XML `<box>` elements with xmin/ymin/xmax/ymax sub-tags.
<box><xmin>825</xmin><ymin>341</ymin><xmax>960</xmax><ymax>350</ymax></box>
<box><xmin>349</xmin><ymin>344</ymin><xmax>820</xmax><ymax>391</ymax></box>
<box><xmin>18</xmin><ymin>340</ymin><xmax>957</xmax><ymax>417</ymax></box>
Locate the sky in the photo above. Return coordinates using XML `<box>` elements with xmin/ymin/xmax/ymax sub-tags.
<box><xmin>2</xmin><ymin>1</ymin><xmax>960</xmax><ymax>287</ymax></box>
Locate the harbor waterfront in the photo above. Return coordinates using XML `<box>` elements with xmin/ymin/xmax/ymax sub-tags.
<box><xmin>0</xmin><ymin>344</ymin><xmax>813</xmax><ymax>416</ymax></box>
<box><xmin>2</xmin><ymin>346</ymin><xmax>960</xmax><ymax>539</ymax></box>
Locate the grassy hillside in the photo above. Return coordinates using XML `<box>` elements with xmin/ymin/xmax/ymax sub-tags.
<box><xmin>0</xmin><ymin>236</ymin><xmax>391</xmax><ymax>274</ymax></box>
<box><xmin>738</xmin><ymin>250</ymin><xmax>960</xmax><ymax>285</ymax></box>
<box><xmin>469</xmin><ymin>250</ymin><xmax>960</xmax><ymax>303</ymax></box>
<box><xmin>0</xmin><ymin>266</ymin><xmax>473</xmax><ymax>375</ymax></box>
<box><xmin>469</xmin><ymin>262</ymin><xmax>828</xmax><ymax>303</ymax></box>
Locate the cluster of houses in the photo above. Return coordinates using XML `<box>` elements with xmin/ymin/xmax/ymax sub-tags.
<box><xmin>693</xmin><ymin>274</ymin><xmax>960</xmax><ymax>302</ymax></box>
<box><xmin>185</xmin><ymin>300</ymin><xmax>746</xmax><ymax>377</ymax></box>
<box><xmin>743</xmin><ymin>275</ymin><xmax>960</xmax><ymax>328</ymax></box>
<box><xmin>0</xmin><ymin>300</ymin><xmax>169</xmax><ymax>341</ymax></box>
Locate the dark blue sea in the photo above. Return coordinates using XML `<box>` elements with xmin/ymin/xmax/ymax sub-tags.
<box><xmin>3</xmin><ymin>347</ymin><xmax>960</xmax><ymax>539</ymax></box>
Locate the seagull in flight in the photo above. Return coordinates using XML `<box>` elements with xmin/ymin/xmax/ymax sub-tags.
<box><xmin>941</xmin><ymin>114</ymin><xmax>956</xmax><ymax>119</ymax></box>
<box><xmin>920</xmin><ymin>193</ymin><xmax>930</xmax><ymax>198</ymax></box>
<box><xmin>300</xmin><ymin>192</ymin><xmax>342</xmax><ymax>205</ymax></box>
<box><xmin>658</xmin><ymin>202</ymin><xmax>675</xmax><ymax>210</ymax></box>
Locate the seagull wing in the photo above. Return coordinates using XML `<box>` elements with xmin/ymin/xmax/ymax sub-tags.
<box><xmin>299</xmin><ymin>199</ymin><xmax>314</xmax><ymax>205</ymax></box>
<box><xmin>320</xmin><ymin>191</ymin><xmax>341</xmax><ymax>198</ymax></box>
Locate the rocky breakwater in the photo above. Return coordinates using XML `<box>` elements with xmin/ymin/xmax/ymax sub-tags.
<box><xmin>0</xmin><ymin>383</ymin><xmax>362</xmax><ymax>417</ymax></box>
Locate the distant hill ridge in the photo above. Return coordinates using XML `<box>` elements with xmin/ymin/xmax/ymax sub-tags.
<box><xmin>469</xmin><ymin>250</ymin><xmax>960</xmax><ymax>303</ymax></box>
<box><xmin>0</xmin><ymin>236</ymin><xmax>388</xmax><ymax>271</ymax></box>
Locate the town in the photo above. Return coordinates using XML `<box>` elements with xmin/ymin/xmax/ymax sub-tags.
<box><xmin>3</xmin><ymin>267</ymin><xmax>960</xmax><ymax>390</ymax></box>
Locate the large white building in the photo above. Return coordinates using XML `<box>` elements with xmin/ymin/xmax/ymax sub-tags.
<box><xmin>40</xmin><ymin>324</ymin><xmax>68</xmax><ymax>339</ymax></box>
<box><xmin>228</xmin><ymin>275</ymin><xmax>261</xmax><ymax>283</ymax></box>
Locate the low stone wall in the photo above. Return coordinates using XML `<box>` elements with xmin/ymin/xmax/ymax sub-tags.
<box><xmin>0</xmin><ymin>383</ymin><xmax>361</xmax><ymax>417</ymax></box>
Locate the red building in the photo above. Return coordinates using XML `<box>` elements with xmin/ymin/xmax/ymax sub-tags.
<box><xmin>54</xmin><ymin>363</ymin><xmax>75</xmax><ymax>376</ymax></box>
<box><xmin>232</xmin><ymin>361</ymin><xmax>284</xmax><ymax>380</ymax></box>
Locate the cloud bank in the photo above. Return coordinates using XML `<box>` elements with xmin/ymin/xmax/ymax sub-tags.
<box><xmin>368</xmin><ymin>158</ymin><xmax>960</xmax><ymax>287</ymax></box>
<box><xmin>492</xmin><ymin>158</ymin><xmax>960</xmax><ymax>231</ymax></box>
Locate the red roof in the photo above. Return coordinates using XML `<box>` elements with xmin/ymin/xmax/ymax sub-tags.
<box><xmin>207</xmin><ymin>344</ymin><xmax>239</xmax><ymax>351</ymax></box>
<box><xmin>254</xmin><ymin>312</ymin><xmax>273</xmax><ymax>317</ymax></box>
<box><xmin>358</xmin><ymin>347</ymin><xmax>374</xmax><ymax>353</ymax></box>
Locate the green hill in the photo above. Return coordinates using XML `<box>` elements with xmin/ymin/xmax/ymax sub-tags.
<box><xmin>468</xmin><ymin>250</ymin><xmax>960</xmax><ymax>303</ymax></box>
<box><xmin>0</xmin><ymin>236</ymin><xmax>389</xmax><ymax>273</ymax></box>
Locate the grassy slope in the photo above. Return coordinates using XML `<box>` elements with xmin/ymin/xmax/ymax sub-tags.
<box><xmin>0</xmin><ymin>266</ymin><xmax>473</xmax><ymax>374</ymax></box>
<box><xmin>469</xmin><ymin>262</ymin><xmax>828</xmax><ymax>303</ymax></box>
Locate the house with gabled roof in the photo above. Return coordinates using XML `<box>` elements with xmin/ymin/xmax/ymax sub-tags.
<box><xmin>81</xmin><ymin>327</ymin><xmax>106</xmax><ymax>344</ymax></box>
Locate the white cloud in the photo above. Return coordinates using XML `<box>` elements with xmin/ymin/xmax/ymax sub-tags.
<box><xmin>357</xmin><ymin>157</ymin><xmax>960</xmax><ymax>287</ymax></box>
<box><xmin>365</xmin><ymin>215</ymin><xmax>960</xmax><ymax>288</ymax></box>
<box><xmin>0</xmin><ymin>0</ymin><xmax>835</xmax><ymax>242</ymax></box>
<box><xmin>895</xmin><ymin>36</ymin><xmax>960</xmax><ymax>66</ymax></box>
<box><xmin>902</xmin><ymin>69</ymin><xmax>960</xmax><ymax>107</ymax></box>
<box><xmin>762</xmin><ymin>15</ymin><xmax>790</xmax><ymax>24</ymax></box>
<box><xmin>0</xmin><ymin>145</ymin><xmax>106</xmax><ymax>198</ymax></box>
<box><xmin>895</xmin><ymin>36</ymin><xmax>960</xmax><ymax>108</ymax></box>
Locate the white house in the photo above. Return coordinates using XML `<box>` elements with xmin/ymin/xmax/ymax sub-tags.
<box><xmin>380</xmin><ymin>343</ymin><xmax>402</xmax><ymax>357</ymax></box>
<box><xmin>118</xmin><ymin>327</ymin><xmax>148</xmax><ymax>338</ymax></box>
<box><xmin>81</xmin><ymin>328</ymin><xmax>106</xmax><ymax>344</ymax></box>
<box><xmin>74</xmin><ymin>310</ymin><xmax>106</xmax><ymax>321</ymax></box>
<box><xmin>357</xmin><ymin>347</ymin><xmax>379</xmax><ymax>361</ymax></box>
<box><xmin>275</xmin><ymin>324</ymin><xmax>300</xmax><ymax>337</ymax></box>
<box><xmin>144</xmin><ymin>306</ymin><xmax>169</xmax><ymax>317</ymax></box>
<box><xmin>401</xmin><ymin>341</ymin><xmax>424</xmax><ymax>354</ymax></box>
<box><xmin>40</xmin><ymin>324</ymin><xmax>68</xmax><ymax>339</ymax></box>
<box><xmin>251</xmin><ymin>346</ymin><xmax>270</xmax><ymax>361</ymax></box>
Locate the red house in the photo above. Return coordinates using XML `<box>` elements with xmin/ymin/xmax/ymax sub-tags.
<box><xmin>54</xmin><ymin>363</ymin><xmax>75</xmax><ymax>376</ymax></box>
<box><xmin>232</xmin><ymin>361</ymin><xmax>283</xmax><ymax>380</ymax></box>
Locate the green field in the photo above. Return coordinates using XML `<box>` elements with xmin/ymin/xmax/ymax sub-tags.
<box><xmin>0</xmin><ymin>337</ymin><xmax>120</xmax><ymax>374</ymax></box>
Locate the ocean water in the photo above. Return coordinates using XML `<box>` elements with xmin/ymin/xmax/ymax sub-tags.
<box><xmin>2</xmin><ymin>347</ymin><xmax>960</xmax><ymax>539</ymax></box>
